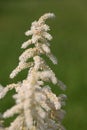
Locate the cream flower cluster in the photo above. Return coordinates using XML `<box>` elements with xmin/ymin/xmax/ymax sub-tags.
<box><xmin>0</xmin><ymin>13</ymin><xmax>66</xmax><ymax>130</ymax></box>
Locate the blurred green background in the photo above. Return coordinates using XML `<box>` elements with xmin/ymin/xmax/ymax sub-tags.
<box><xmin>0</xmin><ymin>0</ymin><xmax>87</xmax><ymax>129</ymax></box>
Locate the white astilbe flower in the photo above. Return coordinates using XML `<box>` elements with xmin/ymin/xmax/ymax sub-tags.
<box><xmin>0</xmin><ymin>13</ymin><xmax>66</xmax><ymax>130</ymax></box>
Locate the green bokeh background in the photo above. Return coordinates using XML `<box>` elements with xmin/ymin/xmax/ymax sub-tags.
<box><xmin>0</xmin><ymin>0</ymin><xmax>87</xmax><ymax>129</ymax></box>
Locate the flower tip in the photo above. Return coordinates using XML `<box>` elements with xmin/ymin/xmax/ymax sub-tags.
<box><xmin>9</xmin><ymin>73</ymin><xmax>14</xmax><ymax>79</ymax></box>
<box><xmin>57</xmin><ymin>80</ymin><xmax>67</xmax><ymax>91</ymax></box>
<box><xmin>50</xmin><ymin>12</ymin><xmax>55</xmax><ymax>18</ymax></box>
<box><xmin>25</xmin><ymin>31</ymin><xmax>28</xmax><ymax>36</ymax></box>
<box><xmin>21</xmin><ymin>44</ymin><xmax>25</xmax><ymax>49</ymax></box>
<box><xmin>46</xmin><ymin>12</ymin><xmax>55</xmax><ymax>19</ymax></box>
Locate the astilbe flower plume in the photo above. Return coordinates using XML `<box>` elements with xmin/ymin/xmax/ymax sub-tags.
<box><xmin>0</xmin><ymin>13</ymin><xmax>66</xmax><ymax>130</ymax></box>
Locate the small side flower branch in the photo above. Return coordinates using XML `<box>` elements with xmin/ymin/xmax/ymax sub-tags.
<box><xmin>0</xmin><ymin>13</ymin><xmax>67</xmax><ymax>130</ymax></box>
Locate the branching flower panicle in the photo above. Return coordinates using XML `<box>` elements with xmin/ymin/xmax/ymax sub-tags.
<box><xmin>0</xmin><ymin>13</ymin><xmax>66</xmax><ymax>130</ymax></box>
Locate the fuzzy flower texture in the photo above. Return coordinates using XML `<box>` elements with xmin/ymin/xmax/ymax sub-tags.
<box><xmin>0</xmin><ymin>13</ymin><xmax>67</xmax><ymax>130</ymax></box>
